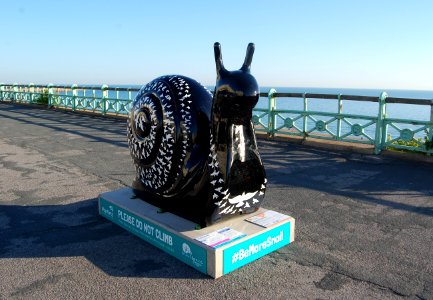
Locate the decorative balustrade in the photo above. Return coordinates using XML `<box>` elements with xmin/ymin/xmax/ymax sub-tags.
<box><xmin>253</xmin><ymin>90</ymin><xmax>433</xmax><ymax>155</ymax></box>
<box><xmin>0</xmin><ymin>83</ymin><xmax>139</xmax><ymax>116</ymax></box>
<box><xmin>1</xmin><ymin>83</ymin><xmax>432</xmax><ymax>155</ymax></box>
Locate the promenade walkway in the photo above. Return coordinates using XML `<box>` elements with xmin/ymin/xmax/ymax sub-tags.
<box><xmin>1</xmin><ymin>102</ymin><xmax>432</xmax><ymax>299</ymax></box>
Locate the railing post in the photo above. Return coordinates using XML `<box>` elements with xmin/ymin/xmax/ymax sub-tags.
<box><xmin>13</xmin><ymin>83</ymin><xmax>18</xmax><ymax>103</ymax></box>
<box><xmin>336</xmin><ymin>94</ymin><xmax>343</xmax><ymax>140</ymax></box>
<box><xmin>0</xmin><ymin>83</ymin><xmax>4</xmax><ymax>101</ymax></box>
<box><xmin>267</xmin><ymin>88</ymin><xmax>277</xmax><ymax>137</ymax></box>
<box><xmin>127</xmin><ymin>88</ymin><xmax>133</xmax><ymax>113</ymax></box>
<box><xmin>47</xmin><ymin>84</ymin><xmax>54</xmax><ymax>107</ymax></box>
<box><xmin>374</xmin><ymin>91</ymin><xmax>388</xmax><ymax>154</ymax></box>
<box><xmin>71</xmin><ymin>84</ymin><xmax>78</xmax><ymax>111</ymax></box>
<box><xmin>29</xmin><ymin>83</ymin><xmax>35</xmax><ymax>104</ymax></box>
<box><xmin>102</xmin><ymin>84</ymin><xmax>108</xmax><ymax>115</ymax></box>
<box><xmin>428</xmin><ymin>99</ymin><xmax>433</xmax><ymax>156</ymax></box>
<box><xmin>429</xmin><ymin>99</ymin><xmax>433</xmax><ymax>130</ymax></box>
<box><xmin>303</xmin><ymin>93</ymin><xmax>308</xmax><ymax>137</ymax></box>
<box><xmin>115</xmin><ymin>88</ymin><xmax>120</xmax><ymax>113</ymax></box>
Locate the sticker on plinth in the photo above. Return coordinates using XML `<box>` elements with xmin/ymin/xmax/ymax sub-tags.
<box><xmin>195</xmin><ymin>227</ymin><xmax>246</xmax><ymax>248</ymax></box>
<box><xmin>245</xmin><ymin>210</ymin><xmax>291</xmax><ymax>228</ymax></box>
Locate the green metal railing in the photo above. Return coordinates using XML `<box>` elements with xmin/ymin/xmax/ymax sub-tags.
<box><xmin>0</xmin><ymin>83</ymin><xmax>138</xmax><ymax>116</ymax></box>
<box><xmin>253</xmin><ymin>90</ymin><xmax>433</xmax><ymax>155</ymax></box>
<box><xmin>1</xmin><ymin>83</ymin><xmax>432</xmax><ymax>155</ymax></box>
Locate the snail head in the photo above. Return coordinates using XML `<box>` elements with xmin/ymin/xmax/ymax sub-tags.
<box><xmin>213</xmin><ymin>43</ymin><xmax>259</xmax><ymax>119</ymax></box>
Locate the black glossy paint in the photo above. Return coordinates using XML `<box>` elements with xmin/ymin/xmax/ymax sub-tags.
<box><xmin>128</xmin><ymin>43</ymin><xmax>266</xmax><ymax>227</ymax></box>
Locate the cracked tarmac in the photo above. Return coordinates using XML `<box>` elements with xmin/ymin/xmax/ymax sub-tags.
<box><xmin>1</xmin><ymin>102</ymin><xmax>432</xmax><ymax>299</ymax></box>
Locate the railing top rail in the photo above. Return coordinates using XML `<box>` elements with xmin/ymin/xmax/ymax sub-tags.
<box><xmin>51</xmin><ymin>85</ymin><xmax>73</xmax><ymax>89</ymax></box>
<box><xmin>2</xmin><ymin>83</ymin><xmax>432</xmax><ymax>105</ymax></box>
<box><xmin>385</xmin><ymin>97</ymin><xmax>432</xmax><ymax>105</ymax></box>
<box><xmin>340</xmin><ymin>95</ymin><xmax>378</xmax><ymax>102</ymax></box>
<box><xmin>261</xmin><ymin>91</ymin><xmax>432</xmax><ymax>105</ymax></box>
<box><xmin>111</xmin><ymin>87</ymin><xmax>141</xmax><ymax>92</ymax></box>
<box><xmin>0</xmin><ymin>83</ymin><xmax>141</xmax><ymax>92</ymax></box>
<box><xmin>2</xmin><ymin>84</ymin><xmax>46</xmax><ymax>88</ymax></box>
<box><xmin>263</xmin><ymin>92</ymin><xmax>379</xmax><ymax>102</ymax></box>
<box><xmin>49</xmin><ymin>85</ymin><xmax>141</xmax><ymax>91</ymax></box>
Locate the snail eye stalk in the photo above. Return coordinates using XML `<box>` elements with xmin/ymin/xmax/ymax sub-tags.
<box><xmin>240</xmin><ymin>43</ymin><xmax>255</xmax><ymax>72</ymax></box>
<box><xmin>214</xmin><ymin>42</ymin><xmax>226</xmax><ymax>78</ymax></box>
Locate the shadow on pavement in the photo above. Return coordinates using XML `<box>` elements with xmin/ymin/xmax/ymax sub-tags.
<box><xmin>260</xmin><ymin>140</ymin><xmax>433</xmax><ymax>217</ymax></box>
<box><xmin>0</xmin><ymin>104</ymin><xmax>128</xmax><ymax>148</ymax></box>
<box><xmin>0</xmin><ymin>199</ymin><xmax>209</xmax><ymax>280</ymax></box>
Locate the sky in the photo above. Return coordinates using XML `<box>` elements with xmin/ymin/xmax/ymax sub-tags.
<box><xmin>1</xmin><ymin>0</ymin><xmax>433</xmax><ymax>90</ymax></box>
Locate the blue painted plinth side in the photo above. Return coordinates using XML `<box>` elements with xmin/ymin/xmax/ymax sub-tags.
<box><xmin>223</xmin><ymin>222</ymin><xmax>291</xmax><ymax>275</ymax></box>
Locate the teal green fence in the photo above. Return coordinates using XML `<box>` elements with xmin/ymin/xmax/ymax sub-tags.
<box><xmin>1</xmin><ymin>83</ymin><xmax>432</xmax><ymax>155</ymax></box>
<box><xmin>0</xmin><ymin>83</ymin><xmax>137</xmax><ymax>115</ymax></box>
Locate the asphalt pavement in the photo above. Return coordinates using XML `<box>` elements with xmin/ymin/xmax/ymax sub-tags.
<box><xmin>1</xmin><ymin>102</ymin><xmax>432</xmax><ymax>299</ymax></box>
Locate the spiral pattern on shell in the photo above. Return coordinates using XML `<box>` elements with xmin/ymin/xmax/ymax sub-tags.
<box><xmin>127</xmin><ymin>75</ymin><xmax>212</xmax><ymax>197</ymax></box>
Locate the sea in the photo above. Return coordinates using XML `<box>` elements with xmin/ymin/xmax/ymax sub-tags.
<box><xmin>103</xmin><ymin>85</ymin><xmax>433</xmax><ymax>120</ymax></box>
<box><xmin>255</xmin><ymin>87</ymin><xmax>433</xmax><ymax>121</ymax></box>
<box><xmin>102</xmin><ymin>85</ymin><xmax>433</xmax><ymax>117</ymax></box>
<box><xmin>89</xmin><ymin>85</ymin><xmax>433</xmax><ymax>139</ymax></box>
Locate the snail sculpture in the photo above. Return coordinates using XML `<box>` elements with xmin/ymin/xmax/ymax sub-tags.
<box><xmin>127</xmin><ymin>42</ymin><xmax>267</xmax><ymax>227</ymax></box>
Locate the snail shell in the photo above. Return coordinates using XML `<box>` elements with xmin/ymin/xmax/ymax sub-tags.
<box><xmin>127</xmin><ymin>75</ymin><xmax>212</xmax><ymax>198</ymax></box>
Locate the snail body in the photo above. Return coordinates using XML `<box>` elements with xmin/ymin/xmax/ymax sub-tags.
<box><xmin>128</xmin><ymin>43</ymin><xmax>266</xmax><ymax>227</ymax></box>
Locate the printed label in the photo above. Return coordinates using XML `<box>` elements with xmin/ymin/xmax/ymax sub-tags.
<box><xmin>196</xmin><ymin>227</ymin><xmax>246</xmax><ymax>248</ymax></box>
<box><xmin>245</xmin><ymin>210</ymin><xmax>291</xmax><ymax>228</ymax></box>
